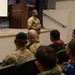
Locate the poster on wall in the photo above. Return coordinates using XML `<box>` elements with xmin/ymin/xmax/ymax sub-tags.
<box><xmin>0</xmin><ymin>0</ymin><xmax>8</xmax><ymax>17</ymax></box>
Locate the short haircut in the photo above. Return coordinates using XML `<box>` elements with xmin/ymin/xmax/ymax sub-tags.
<box><xmin>68</xmin><ymin>39</ymin><xmax>75</xmax><ymax>58</ymax></box>
<box><xmin>15</xmin><ymin>32</ymin><xmax>27</xmax><ymax>46</ymax></box>
<box><xmin>35</xmin><ymin>45</ymin><xmax>57</xmax><ymax>70</ymax></box>
<box><xmin>50</xmin><ymin>30</ymin><xmax>60</xmax><ymax>40</ymax></box>
<box><xmin>73</xmin><ymin>29</ymin><xmax>75</xmax><ymax>34</ymax></box>
<box><xmin>31</xmin><ymin>9</ymin><xmax>37</xmax><ymax>15</ymax></box>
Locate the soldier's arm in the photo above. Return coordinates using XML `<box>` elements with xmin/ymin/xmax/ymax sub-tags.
<box><xmin>37</xmin><ymin>19</ymin><xmax>41</xmax><ymax>29</ymax></box>
<box><xmin>27</xmin><ymin>20</ymin><xmax>32</xmax><ymax>29</ymax></box>
<box><xmin>29</xmin><ymin>47</ymin><xmax>36</xmax><ymax>55</ymax></box>
<box><xmin>1</xmin><ymin>54</ymin><xmax>16</xmax><ymax>66</ymax></box>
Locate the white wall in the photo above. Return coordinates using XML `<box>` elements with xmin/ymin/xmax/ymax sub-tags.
<box><xmin>43</xmin><ymin>1</ymin><xmax>75</xmax><ymax>44</ymax></box>
<box><xmin>47</xmin><ymin>0</ymin><xmax>56</xmax><ymax>9</ymax></box>
<box><xmin>0</xmin><ymin>37</ymin><xmax>15</xmax><ymax>62</ymax></box>
<box><xmin>56</xmin><ymin>1</ymin><xmax>75</xmax><ymax>40</ymax></box>
<box><xmin>40</xmin><ymin>32</ymin><xmax>50</xmax><ymax>45</ymax></box>
<box><xmin>43</xmin><ymin>10</ymin><xmax>72</xmax><ymax>44</ymax></box>
<box><xmin>56</xmin><ymin>1</ymin><xmax>75</xmax><ymax>10</ymax></box>
<box><xmin>71</xmin><ymin>11</ymin><xmax>75</xmax><ymax>32</ymax></box>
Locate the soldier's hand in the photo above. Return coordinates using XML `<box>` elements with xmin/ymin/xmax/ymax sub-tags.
<box><xmin>37</xmin><ymin>25</ymin><xmax>41</xmax><ymax>29</ymax></box>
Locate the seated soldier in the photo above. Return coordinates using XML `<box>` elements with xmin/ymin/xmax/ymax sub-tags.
<box><xmin>62</xmin><ymin>39</ymin><xmax>75</xmax><ymax>75</ymax></box>
<box><xmin>49</xmin><ymin>29</ymin><xmax>66</xmax><ymax>52</ymax></box>
<box><xmin>27</xmin><ymin>29</ymin><xmax>42</xmax><ymax>55</ymax></box>
<box><xmin>35</xmin><ymin>45</ymin><xmax>65</xmax><ymax>75</ymax></box>
<box><xmin>1</xmin><ymin>32</ymin><xmax>34</xmax><ymax>66</ymax></box>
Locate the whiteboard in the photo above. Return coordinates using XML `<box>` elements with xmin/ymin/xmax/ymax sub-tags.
<box><xmin>0</xmin><ymin>0</ymin><xmax>8</xmax><ymax>17</ymax></box>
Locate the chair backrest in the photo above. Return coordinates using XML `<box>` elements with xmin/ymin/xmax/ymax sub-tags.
<box><xmin>0</xmin><ymin>64</ymin><xmax>16</xmax><ymax>75</ymax></box>
<box><xmin>17</xmin><ymin>59</ymin><xmax>40</xmax><ymax>75</ymax></box>
<box><xmin>57</xmin><ymin>50</ymin><xmax>69</xmax><ymax>64</ymax></box>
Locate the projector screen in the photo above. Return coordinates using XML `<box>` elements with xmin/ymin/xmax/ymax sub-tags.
<box><xmin>0</xmin><ymin>0</ymin><xmax>8</xmax><ymax>17</ymax></box>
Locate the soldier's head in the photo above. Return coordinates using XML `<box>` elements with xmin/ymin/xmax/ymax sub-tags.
<box><xmin>66</xmin><ymin>39</ymin><xmax>75</xmax><ymax>59</ymax></box>
<box><xmin>14</xmin><ymin>32</ymin><xmax>27</xmax><ymax>48</ymax></box>
<box><xmin>31</xmin><ymin>9</ymin><xmax>38</xmax><ymax>17</ymax></box>
<box><xmin>35</xmin><ymin>45</ymin><xmax>57</xmax><ymax>71</ymax></box>
<box><xmin>72</xmin><ymin>29</ymin><xmax>75</xmax><ymax>39</ymax></box>
<box><xmin>50</xmin><ymin>29</ymin><xmax>60</xmax><ymax>42</ymax></box>
<box><xmin>27</xmin><ymin>29</ymin><xmax>39</xmax><ymax>42</ymax></box>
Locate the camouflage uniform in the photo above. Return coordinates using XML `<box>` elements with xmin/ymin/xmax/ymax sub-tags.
<box><xmin>37</xmin><ymin>65</ymin><xmax>65</xmax><ymax>75</ymax></box>
<box><xmin>27</xmin><ymin>16</ymin><xmax>41</xmax><ymax>34</ymax></box>
<box><xmin>27</xmin><ymin>40</ymin><xmax>42</xmax><ymax>55</ymax></box>
<box><xmin>2</xmin><ymin>47</ymin><xmax>35</xmax><ymax>66</ymax></box>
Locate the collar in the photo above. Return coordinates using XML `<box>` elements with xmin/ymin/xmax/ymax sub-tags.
<box><xmin>16</xmin><ymin>47</ymin><xmax>27</xmax><ymax>51</ymax></box>
<box><xmin>32</xmin><ymin>16</ymin><xmax>37</xmax><ymax>19</ymax></box>
<box><xmin>37</xmin><ymin>65</ymin><xmax>62</xmax><ymax>75</ymax></box>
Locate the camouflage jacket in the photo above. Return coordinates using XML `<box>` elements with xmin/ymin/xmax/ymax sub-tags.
<box><xmin>37</xmin><ymin>65</ymin><xmax>65</xmax><ymax>75</ymax></box>
<box><xmin>2</xmin><ymin>47</ymin><xmax>34</xmax><ymax>66</ymax></box>
<box><xmin>27</xmin><ymin>16</ymin><xmax>41</xmax><ymax>34</ymax></box>
<box><xmin>27</xmin><ymin>40</ymin><xmax>42</xmax><ymax>55</ymax></box>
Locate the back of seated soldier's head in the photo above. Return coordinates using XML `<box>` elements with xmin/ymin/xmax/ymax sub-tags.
<box><xmin>35</xmin><ymin>45</ymin><xmax>57</xmax><ymax>71</ymax></box>
<box><xmin>14</xmin><ymin>32</ymin><xmax>27</xmax><ymax>47</ymax></box>
<box><xmin>50</xmin><ymin>30</ymin><xmax>60</xmax><ymax>42</ymax></box>
<box><xmin>27</xmin><ymin>29</ymin><xmax>39</xmax><ymax>42</ymax></box>
<box><xmin>66</xmin><ymin>39</ymin><xmax>75</xmax><ymax>59</ymax></box>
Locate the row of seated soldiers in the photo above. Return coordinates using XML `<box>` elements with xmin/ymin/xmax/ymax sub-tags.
<box><xmin>0</xmin><ymin>29</ymin><xmax>75</xmax><ymax>75</ymax></box>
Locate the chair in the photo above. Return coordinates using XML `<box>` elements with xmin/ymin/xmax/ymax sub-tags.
<box><xmin>17</xmin><ymin>59</ymin><xmax>40</xmax><ymax>75</ymax></box>
<box><xmin>57</xmin><ymin>50</ymin><xmax>69</xmax><ymax>64</ymax></box>
<box><xmin>0</xmin><ymin>64</ymin><xmax>16</xmax><ymax>75</ymax></box>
